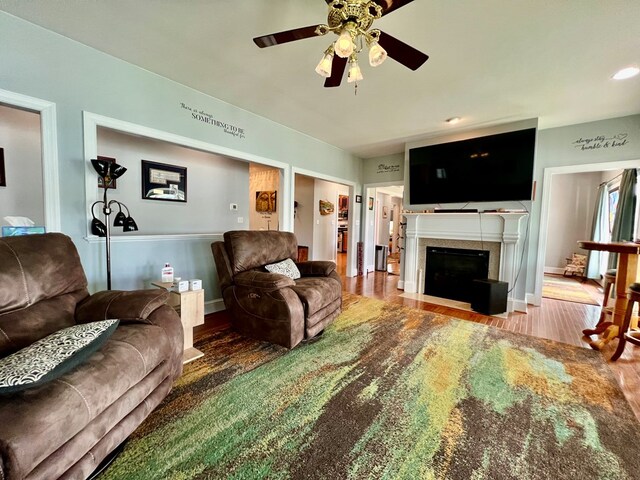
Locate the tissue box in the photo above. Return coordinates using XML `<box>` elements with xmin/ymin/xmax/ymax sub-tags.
<box><xmin>190</xmin><ymin>279</ymin><xmax>202</xmax><ymax>291</ymax></box>
<box><xmin>175</xmin><ymin>280</ymin><xmax>189</xmax><ymax>293</ymax></box>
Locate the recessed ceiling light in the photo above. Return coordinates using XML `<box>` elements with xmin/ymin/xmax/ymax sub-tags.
<box><xmin>612</xmin><ymin>66</ymin><xmax>639</xmax><ymax>80</ymax></box>
<box><xmin>446</xmin><ymin>117</ymin><xmax>461</xmax><ymax>124</ymax></box>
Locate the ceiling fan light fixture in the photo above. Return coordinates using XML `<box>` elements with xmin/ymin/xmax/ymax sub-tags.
<box><xmin>315</xmin><ymin>46</ymin><xmax>334</xmax><ymax>77</ymax></box>
<box><xmin>334</xmin><ymin>27</ymin><xmax>355</xmax><ymax>58</ymax></box>
<box><xmin>368</xmin><ymin>40</ymin><xmax>387</xmax><ymax>67</ymax></box>
<box><xmin>347</xmin><ymin>56</ymin><xmax>363</xmax><ymax>83</ymax></box>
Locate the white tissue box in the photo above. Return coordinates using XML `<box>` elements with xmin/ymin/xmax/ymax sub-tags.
<box><xmin>190</xmin><ymin>279</ymin><xmax>202</xmax><ymax>291</ymax></box>
<box><xmin>175</xmin><ymin>280</ymin><xmax>189</xmax><ymax>293</ymax></box>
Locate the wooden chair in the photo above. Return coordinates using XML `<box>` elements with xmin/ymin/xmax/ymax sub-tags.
<box><xmin>611</xmin><ymin>282</ymin><xmax>640</xmax><ymax>361</ymax></box>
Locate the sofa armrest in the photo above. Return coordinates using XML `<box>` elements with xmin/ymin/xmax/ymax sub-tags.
<box><xmin>75</xmin><ymin>289</ymin><xmax>170</xmax><ymax>325</ymax></box>
<box><xmin>296</xmin><ymin>261</ymin><xmax>336</xmax><ymax>277</ymax></box>
<box><xmin>234</xmin><ymin>270</ymin><xmax>295</xmax><ymax>292</ymax></box>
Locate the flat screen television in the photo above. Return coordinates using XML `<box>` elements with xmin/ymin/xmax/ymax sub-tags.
<box><xmin>409</xmin><ymin>128</ymin><xmax>536</xmax><ymax>205</ymax></box>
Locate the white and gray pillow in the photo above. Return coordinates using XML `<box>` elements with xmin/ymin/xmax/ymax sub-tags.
<box><xmin>0</xmin><ymin>319</ymin><xmax>119</xmax><ymax>394</ymax></box>
<box><xmin>265</xmin><ymin>258</ymin><xmax>301</xmax><ymax>280</ymax></box>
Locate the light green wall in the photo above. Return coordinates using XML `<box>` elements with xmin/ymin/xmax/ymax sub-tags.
<box><xmin>362</xmin><ymin>153</ymin><xmax>404</xmax><ymax>185</ymax></box>
<box><xmin>0</xmin><ymin>13</ymin><xmax>362</xmax><ymax>306</ymax></box>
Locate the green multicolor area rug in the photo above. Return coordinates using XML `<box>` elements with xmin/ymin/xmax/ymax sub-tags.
<box><xmin>102</xmin><ymin>294</ymin><xmax>640</xmax><ymax>479</ymax></box>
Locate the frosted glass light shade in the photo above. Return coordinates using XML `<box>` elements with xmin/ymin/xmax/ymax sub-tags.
<box><xmin>368</xmin><ymin>41</ymin><xmax>387</xmax><ymax>67</ymax></box>
<box><xmin>315</xmin><ymin>52</ymin><xmax>333</xmax><ymax>77</ymax></box>
<box><xmin>347</xmin><ymin>61</ymin><xmax>363</xmax><ymax>83</ymax></box>
<box><xmin>334</xmin><ymin>29</ymin><xmax>354</xmax><ymax>58</ymax></box>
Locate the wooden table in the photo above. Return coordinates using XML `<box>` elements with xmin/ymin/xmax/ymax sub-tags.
<box><xmin>578</xmin><ymin>241</ymin><xmax>640</xmax><ymax>350</ymax></box>
<box><xmin>151</xmin><ymin>281</ymin><xmax>205</xmax><ymax>364</ymax></box>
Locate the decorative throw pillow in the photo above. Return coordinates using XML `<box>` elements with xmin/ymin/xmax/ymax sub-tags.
<box><xmin>265</xmin><ymin>258</ymin><xmax>301</xmax><ymax>280</ymax></box>
<box><xmin>0</xmin><ymin>319</ymin><xmax>119</xmax><ymax>395</ymax></box>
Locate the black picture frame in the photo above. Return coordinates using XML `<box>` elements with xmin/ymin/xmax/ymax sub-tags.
<box><xmin>368</xmin><ymin>197</ymin><xmax>374</xmax><ymax>210</ymax></box>
<box><xmin>355</xmin><ymin>195</ymin><xmax>362</xmax><ymax>204</ymax></box>
<box><xmin>141</xmin><ymin>160</ymin><xmax>187</xmax><ymax>203</ymax></box>
<box><xmin>0</xmin><ymin>148</ymin><xmax>5</xmax><ymax>187</ymax></box>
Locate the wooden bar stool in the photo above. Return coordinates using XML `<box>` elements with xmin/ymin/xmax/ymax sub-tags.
<box><xmin>583</xmin><ymin>269</ymin><xmax>616</xmax><ymax>336</ymax></box>
<box><xmin>611</xmin><ymin>282</ymin><xmax>640</xmax><ymax>361</ymax></box>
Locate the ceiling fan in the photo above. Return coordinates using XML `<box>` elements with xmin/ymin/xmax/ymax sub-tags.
<box><xmin>253</xmin><ymin>0</ymin><xmax>429</xmax><ymax>88</ymax></box>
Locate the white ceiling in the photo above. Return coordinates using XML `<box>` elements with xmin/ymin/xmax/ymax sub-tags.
<box><xmin>1</xmin><ymin>0</ymin><xmax>639</xmax><ymax>158</ymax></box>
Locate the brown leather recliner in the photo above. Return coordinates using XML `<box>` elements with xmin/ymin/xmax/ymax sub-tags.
<box><xmin>0</xmin><ymin>233</ymin><xmax>184</xmax><ymax>480</ymax></box>
<box><xmin>212</xmin><ymin>230</ymin><xmax>342</xmax><ymax>348</ymax></box>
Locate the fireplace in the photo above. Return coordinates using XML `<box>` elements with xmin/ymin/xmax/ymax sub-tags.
<box><xmin>425</xmin><ymin>246</ymin><xmax>489</xmax><ymax>302</ymax></box>
<box><xmin>401</xmin><ymin>212</ymin><xmax>528</xmax><ymax>313</ymax></box>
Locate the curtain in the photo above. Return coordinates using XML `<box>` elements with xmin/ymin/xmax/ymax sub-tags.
<box><xmin>586</xmin><ymin>183</ymin><xmax>609</xmax><ymax>278</ymax></box>
<box><xmin>608</xmin><ymin>168</ymin><xmax>638</xmax><ymax>269</ymax></box>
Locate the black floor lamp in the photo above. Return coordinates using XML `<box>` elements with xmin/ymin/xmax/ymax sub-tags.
<box><xmin>90</xmin><ymin>158</ymin><xmax>138</xmax><ymax>290</ymax></box>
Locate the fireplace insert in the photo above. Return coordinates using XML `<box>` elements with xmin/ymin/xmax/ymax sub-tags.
<box><xmin>425</xmin><ymin>246</ymin><xmax>490</xmax><ymax>302</ymax></box>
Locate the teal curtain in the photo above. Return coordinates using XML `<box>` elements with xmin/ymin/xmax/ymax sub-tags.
<box><xmin>586</xmin><ymin>183</ymin><xmax>609</xmax><ymax>278</ymax></box>
<box><xmin>608</xmin><ymin>168</ymin><xmax>638</xmax><ymax>269</ymax></box>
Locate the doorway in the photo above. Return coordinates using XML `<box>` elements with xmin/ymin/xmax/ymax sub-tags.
<box><xmin>364</xmin><ymin>184</ymin><xmax>404</xmax><ymax>275</ymax></box>
<box><xmin>293</xmin><ymin>171</ymin><xmax>355</xmax><ymax>272</ymax></box>
<box><xmin>0</xmin><ymin>89</ymin><xmax>60</xmax><ymax>232</ymax></box>
<box><xmin>535</xmin><ymin>160</ymin><xmax>640</xmax><ymax>304</ymax></box>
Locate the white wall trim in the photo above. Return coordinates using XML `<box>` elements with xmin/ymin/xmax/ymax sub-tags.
<box><xmin>205</xmin><ymin>298</ymin><xmax>226</xmax><ymax>315</ymax></box>
<box><xmin>533</xmin><ymin>158</ymin><xmax>640</xmax><ymax>304</ymax></box>
<box><xmin>544</xmin><ymin>267</ymin><xmax>565</xmax><ymax>275</ymax></box>
<box><xmin>84</xmin><ymin>232</ymin><xmax>223</xmax><ymax>244</ymax></box>
<box><xmin>292</xmin><ymin>166</ymin><xmax>358</xmax><ymax>277</ymax></box>
<box><xmin>82</xmin><ymin>111</ymin><xmax>293</xmax><ymax>234</ymax></box>
<box><xmin>525</xmin><ymin>292</ymin><xmax>538</xmax><ymax>306</ymax></box>
<box><xmin>0</xmin><ymin>88</ymin><xmax>60</xmax><ymax>231</ymax></box>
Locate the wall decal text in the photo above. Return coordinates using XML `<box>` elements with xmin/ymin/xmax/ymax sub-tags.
<box><xmin>181</xmin><ymin>102</ymin><xmax>246</xmax><ymax>139</ymax></box>
<box><xmin>573</xmin><ymin>133</ymin><xmax>628</xmax><ymax>151</ymax></box>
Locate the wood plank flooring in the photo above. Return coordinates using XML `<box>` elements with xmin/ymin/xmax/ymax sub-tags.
<box><xmin>197</xmin><ymin>253</ymin><xmax>640</xmax><ymax>419</ymax></box>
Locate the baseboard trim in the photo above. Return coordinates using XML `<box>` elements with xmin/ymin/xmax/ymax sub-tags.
<box><xmin>526</xmin><ymin>293</ymin><xmax>540</xmax><ymax>306</ymax></box>
<box><xmin>205</xmin><ymin>299</ymin><xmax>225</xmax><ymax>315</ymax></box>
<box><xmin>512</xmin><ymin>298</ymin><xmax>528</xmax><ymax>313</ymax></box>
<box><xmin>544</xmin><ymin>267</ymin><xmax>565</xmax><ymax>275</ymax></box>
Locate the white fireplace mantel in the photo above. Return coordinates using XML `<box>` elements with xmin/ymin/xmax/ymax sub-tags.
<box><xmin>401</xmin><ymin>212</ymin><xmax>528</xmax><ymax>313</ymax></box>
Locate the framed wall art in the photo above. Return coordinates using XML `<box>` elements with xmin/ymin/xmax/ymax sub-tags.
<box><xmin>0</xmin><ymin>147</ymin><xmax>5</xmax><ymax>187</ymax></box>
<box><xmin>256</xmin><ymin>190</ymin><xmax>277</xmax><ymax>212</ymax></box>
<box><xmin>355</xmin><ymin>195</ymin><xmax>362</xmax><ymax>203</ymax></box>
<box><xmin>141</xmin><ymin>160</ymin><xmax>187</xmax><ymax>203</ymax></box>
<box><xmin>368</xmin><ymin>197</ymin><xmax>374</xmax><ymax>210</ymax></box>
<box><xmin>319</xmin><ymin>200</ymin><xmax>334</xmax><ymax>216</ymax></box>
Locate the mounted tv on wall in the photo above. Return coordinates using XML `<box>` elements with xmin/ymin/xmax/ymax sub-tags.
<box><xmin>409</xmin><ymin>128</ymin><xmax>536</xmax><ymax>205</ymax></box>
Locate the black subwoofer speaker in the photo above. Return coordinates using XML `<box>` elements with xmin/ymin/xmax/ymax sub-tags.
<box><xmin>471</xmin><ymin>279</ymin><xmax>508</xmax><ymax>315</ymax></box>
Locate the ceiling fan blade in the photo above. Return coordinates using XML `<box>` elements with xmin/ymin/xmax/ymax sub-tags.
<box><xmin>253</xmin><ymin>25</ymin><xmax>323</xmax><ymax>48</ymax></box>
<box><xmin>324</xmin><ymin>56</ymin><xmax>348</xmax><ymax>87</ymax></box>
<box><xmin>374</xmin><ymin>0</ymin><xmax>415</xmax><ymax>16</ymax></box>
<box><xmin>378</xmin><ymin>31</ymin><xmax>429</xmax><ymax>70</ymax></box>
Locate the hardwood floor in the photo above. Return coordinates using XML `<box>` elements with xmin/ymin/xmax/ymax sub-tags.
<box><xmin>197</xmin><ymin>253</ymin><xmax>640</xmax><ymax>419</ymax></box>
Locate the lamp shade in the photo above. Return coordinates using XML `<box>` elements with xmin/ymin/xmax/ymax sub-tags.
<box><xmin>123</xmin><ymin>216</ymin><xmax>139</xmax><ymax>232</ymax></box>
<box><xmin>113</xmin><ymin>210</ymin><xmax>126</xmax><ymax>227</ymax></box>
<box><xmin>91</xmin><ymin>218</ymin><xmax>107</xmax><ymax>237</ymax></box>
<box><xmin>91</xmin><ymin>159</ymin><xmax>127</xmax><ymax>186</ymax></box>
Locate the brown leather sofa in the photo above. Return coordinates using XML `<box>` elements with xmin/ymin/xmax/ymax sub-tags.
<box><xmin>0</xmin><ymin>233</ymin><xmax>183</xmax><ymax>480</ymax></box>
<box><xmin>212</xmin><ymin>230</ymin><xmax>342</xmax><ymax>348</ymax></box>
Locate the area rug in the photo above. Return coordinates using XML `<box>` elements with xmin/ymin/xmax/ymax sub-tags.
<box><xmin>542</xmin><ymin>274</ymin><xmax>601</xmax><ymax>305</ymax></box>
<box><xmin>102</xmin><ymin>294</ymin><xmax>639</xmax><ymax>479</ymax></box>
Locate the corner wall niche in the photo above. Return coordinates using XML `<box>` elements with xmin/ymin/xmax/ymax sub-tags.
<box><xmin>95</xmin><ymin>127</ymin><xmax>250</xmax><ymax>236</ymax></box>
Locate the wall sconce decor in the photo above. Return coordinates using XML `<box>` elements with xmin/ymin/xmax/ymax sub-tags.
<box><xmin>90</xmin><ymin>158</ymin><xmax>138</xmax><ymax>289</ymax></box>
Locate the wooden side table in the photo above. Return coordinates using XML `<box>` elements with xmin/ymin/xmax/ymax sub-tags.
<box><xmin>151</xmin><ymin>281</ymin><xmax>205</xmax><ymax>364</ymax></box>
